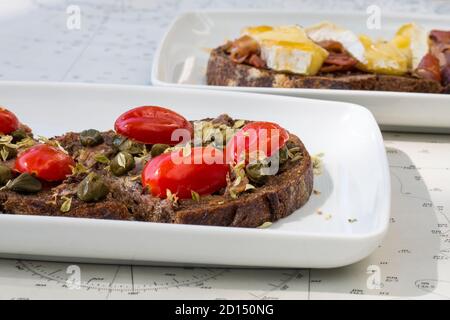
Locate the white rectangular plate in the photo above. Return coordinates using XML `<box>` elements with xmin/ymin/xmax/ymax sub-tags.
<box><xmin>0</xmin><ymin>81</ymin><xmax>390</xmax><ymax>268</ymax></box>
<box><xmin>152</xmin><ymin>10</ymin><xmax>450</xmax><ymax>133</ymax></box>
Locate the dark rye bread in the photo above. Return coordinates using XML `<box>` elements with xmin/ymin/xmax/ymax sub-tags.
<box><xmin>0</xmin><ymin>118</ymin><xmax>313</xmax><ymax>228</ymax></box>
<box><xmin>0</xmin><ymin>191</ymin><xmax>132</xmax><ymax>220</ymax></box>
<box><xmin>207</xmin><ymin>46</ymin><xmax>445</xmax><ymax>94</ymax></box>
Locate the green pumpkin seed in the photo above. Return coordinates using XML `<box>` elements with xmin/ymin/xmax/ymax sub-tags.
<box><xmin>15</xmin><ymin>137</ymin><xmax>35</xmax><ymax>149</ymax></box>
<box><xmin>290</xmin><ymin>154</ymin><xmax>303</xmax><ymax>162</ymax></box>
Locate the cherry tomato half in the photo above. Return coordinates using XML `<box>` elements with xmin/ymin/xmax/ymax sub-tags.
<box><xmin>142</xmin><ymin>147</ymin><xmax>229</xmax><ymax>199</ymax></box>
<box><xmin>14</xmin><ymin>144</ymin><xmax>75</xmax><ymax>182</ymax></box>
<box><xmin>226</xmin><ymin>121</ymin><xmax>289</xmax><ymax>164</ymax></box>
<box><xmin>114</xmin><ymin>106</ymin><xmax>193</xmax><ymax>145</ymax></box>
<box><xmin>0</xmin><ymin>107</ymin><xmax>19</xmax><ymax>135</ymax></box>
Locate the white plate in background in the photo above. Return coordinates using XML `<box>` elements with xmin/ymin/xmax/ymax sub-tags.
<box><xmin>152</xmin><ymin>10</ymin><xmax>450</xmax><ymax>133</ymax></box>
<box><xmin>0</xmin><ymin>81</ymin><xmax>390</xmax><ymax>268</ymax></box>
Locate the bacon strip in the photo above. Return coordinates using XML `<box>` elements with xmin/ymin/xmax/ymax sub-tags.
<box><xmin>226</xmin><ymin>36</ymin><xmax>265</xmax><ymax>67</ymax></box>
<box><xmin>317</xmin><ymin>40</ymin><xmax>358</xmax><ymax>72</ymax></box>
<box><xmin>414</xmin><ymin>53</ymin><xmax>441</xmax><ymax>82</ymax></box>
<box><xmin>248</xmin><ymin>54</ymin><xmax>266</xmax><ymax>68</ymax></box>
<box><xmin>316</xmin><ymin>40</ymin><xmax>345</xmax><ymax>53</ymax></box>
<box><xmin>430</xmin><ymin>30</ymin><xmax>450</xmax><ymax>45</ymax></box>
<box><xmin>430</xmin><ymin>31</ymin><xmax>450</xmax><ymax>67</ymax></box>
<box><xmin>425</xmin><ymin>30</ymin><xmax>450</xmax><ymax>86</ymax></box>
<box><xmin>320</xmin><ymin>53</ymin><xmax>358</xmax><ymax>72</ymax></box>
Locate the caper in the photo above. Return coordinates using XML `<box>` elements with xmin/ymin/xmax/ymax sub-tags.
<box><xmin>0</xmin><ymin>145</ymin><xmax>17</xmax><ymax>160</ymax></box>
<box><xmin>112</xmin><ymin>135</ymin><xmax>125</xmax><ymax>149</ymax></box>
<box><xmin>77</xmin><ymin>173</ymin><xmax>109</xmax><ymax>202</ymax></box>
<box><xmin>112</xmin><ymin>136</ymin><xmax>144</xmax><ymax>155</ymax></box>
<box><xmin>150</xmin><ymin>144</ymin><xmax>170</xmax><ymax>158</ymax></box>
<box><xmin>0</xmin><ymin>165</ymin><xmax>12</xmax><ymax>186</ymax></box>
<box><xmin>6</xmin><ymin>173</ymin><xmax>42</xmax><ymax>193</ymax></box>
<box><xmin>11</xmin><ymin>129</ymin><xmax>28</xmax><ymax>143</ymax></box>
<box><xmin>118</xmin><ymin>139</ymin><xmax>144</xmax><ymax>155</ymax></box>
<box><xmin>110</xmin><ymin>151</ymin><xmax>135</xmax><ymax>176</ymax></box>
<box><xmin>80</xmin><ymin>129</ymin><xmax>104</xmax><ymax>147</ymax></box>
<box><xmin>245</xmin><ymin>162</ymin><xmax>268</xmax><ymax>185</ymax></box>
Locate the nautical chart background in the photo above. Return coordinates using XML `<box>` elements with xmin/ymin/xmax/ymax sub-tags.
<box><xmin>0</xmin><ymin>0</ymin><xmax>449</xmax><ymax>299</ymax></box>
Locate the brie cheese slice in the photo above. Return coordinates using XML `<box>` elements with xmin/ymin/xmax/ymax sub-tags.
<box><xmin>306</xmin><ymin>21</ymin><xmax>367</xmax><ymax>64</ymax></box>
<box><xmin>243</xmin><ymin>25</ymin><xmax>328</xmax><ymax>75</ymax></box>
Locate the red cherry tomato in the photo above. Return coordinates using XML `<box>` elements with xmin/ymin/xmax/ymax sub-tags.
<box><xmin>14</xmin><ymin>144</ymin><xmax>75</xmax><ymax>182</ymax></box>
<box><xmin>227</xmin><ymin>121</ymin><xmax>289</xmax><ymax>164</ymax></box>
<box><xmin>142</xmin><ymin>147</ymin><xmax>229</xmax><ymax>199</ymax></box>
<box><xmin>114</xmin><ymin>106</ymin><xmax>193</xmax><ymax>145</ymax></box>
<box><xmin>0</xmin><ymin>107</ymin><xmax>19</xmax><ymax>135</ymax></box>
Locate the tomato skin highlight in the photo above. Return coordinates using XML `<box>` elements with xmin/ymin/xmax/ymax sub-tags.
<box><xmin>114</xmin><ymin>106</ymin><xmax>193</xmax><ymax>145</ymax></box>
<box><xmin>0</xmin><ymin>107</ymin><xmax>20</xmax><ymax>135</ymax></box>
<box><xmin>14</xmin><ymin>144</ymin><xmax>75</xmax><ymax>182</ymax></box>
<box><xmin>142</xmin><ymin>147</ymin><xmax>229</xmax><ymax>199</ymax></box>
<box><xmin>227</xmin><ymin>121</ymin><xmax>289</xmax><ymax>164</ymax></box>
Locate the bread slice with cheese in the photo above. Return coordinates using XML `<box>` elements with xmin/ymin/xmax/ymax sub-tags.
<box><xmin>207</xmin><ymin>23</ymin><xmax>447</xmax><ymax>93</ymax></box>
<box><xmin>207</xmin><ymin>46</ymin><xmax>444</xmax><ymax>93</ymax></box>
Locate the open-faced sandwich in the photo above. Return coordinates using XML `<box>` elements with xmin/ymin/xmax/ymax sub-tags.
<box><xmin>0</xmin><ymin>106</ymin><xmax>313</xmax><ymax>228</ymax></box>
<box><xmin>207</xmin><ymin>22</ymin><xmax>450</xmax><ymax>94</ymax></box>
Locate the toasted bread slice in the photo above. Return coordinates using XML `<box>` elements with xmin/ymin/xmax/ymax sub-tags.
<box><xmin>207</xmin><ymin>46</ymin><xmax>445</xmax><ymax>94</ymax></box>
<box><xmin>0</xmin><ymin>116</ymin><xmax>313</xmax><ymax>228</ymax></box>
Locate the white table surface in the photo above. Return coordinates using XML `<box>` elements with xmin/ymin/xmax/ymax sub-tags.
<box><xmin>0</xmin><ymin>0</ymin><xmax>450</xmax><ymax>300</ymax></box>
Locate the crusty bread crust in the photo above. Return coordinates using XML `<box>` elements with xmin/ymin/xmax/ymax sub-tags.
<box><xmin>207</xmin><ymin>47</ymin><xmax>445</xmax><ymax>94</ymax></box>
